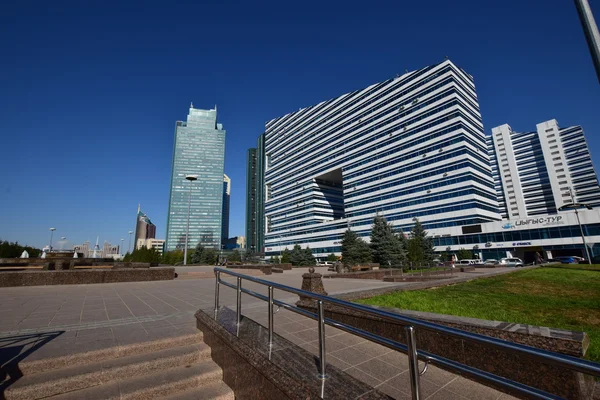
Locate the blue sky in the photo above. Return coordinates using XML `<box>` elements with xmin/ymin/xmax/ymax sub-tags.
<box><xmin>1</xmin><ymin>0</ymin><xmax>599</xmax><ymax>249</ymax></box>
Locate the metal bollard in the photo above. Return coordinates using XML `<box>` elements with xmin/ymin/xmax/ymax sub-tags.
<box><xmin>236</xmin><ymin>276</ymin><xmax>242</xmax><ymax>327</ymax></box>
<box><xmin>405</xmin><ymin>325</ymin><xmax>421</xmax><ymax>400</ymax></box>
<box><xmin>214</xmin><ymin>271</ymin><xmax>220</xmax><ymax>318</ymax></box>
<box><xmin>317</xmin><ymin>300</ymin><xmax>327</xmax><ymax>379</ymax></box>
<box><xmin>268</xmin><ymin>286</ymin><xmax>274</xmax><ymax>347</ymax></box>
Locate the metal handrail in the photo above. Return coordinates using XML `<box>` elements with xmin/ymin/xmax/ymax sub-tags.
<box><xmin>212</xmin><ymin>267</ymin><xmax>600</xmax><ymax>400</ymax></box>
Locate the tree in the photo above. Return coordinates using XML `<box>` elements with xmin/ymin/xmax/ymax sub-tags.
<box><xmin>191</xmin><ymin>244</ymin><xmax>204</xmax><ymax>264</ymax></box>
<box><xmin>327</xmin><ymin>253</ymin><xmax>338</xmax><ymax>262</ymax></box>
<box><xmin>281</xmin><ymin>248</ymin><xmax>292</xmax><ymax>264</ymax></box>
<box><xmin>162</xmin><ymin>250</ymin><xmax>184</xmax><ymax>265</ymax></box>
<box><xmin>269</xmin><ymin>256</ymin><xmax>280</xmax><ymax>264</ymax></box>
<box><xmin>302</xmin><ymin>247</ymin><xmax>316</xmax><ymax>266</ymax></box>
<box><xmin>456</xmin><ymin>248</ymin><xmax>474</xmax><ymax>260</ymax></box>
<box><xmin>406</xmin><ymin>218</ymin><xmax>435</xmax><ymax>263</ymax></box>
<box><xmin>123</xmin><ymin>246</ymin><xmax>161</xmax><ymax>263</ymax></box>
<box><xmin>202</xmin><ymin>248</ymin><xmax>218</xmax><ymax>265</ymax></box>
<box><xmin>370</xmin><ymin>215</ymin><xmax>405</xmax><ymax>267</ymax></box>
<box><xmin>341</xmin><ymin>229</ymin><xmax>371</xmax><ymax>267</ymax></box>
<box><xmin>289</xmin><ymin>244</ymin><xmax>315</xmax><ymax>266</ymax></box>
<box><xmin>229</xmin><ymin>250</ymin><xmax>241</xmax><ymax>262</ymax></box>
<box><xmin>0</xmin><ymin>240</ymin><xmax>41</xmax><ymax>258</ymax></box>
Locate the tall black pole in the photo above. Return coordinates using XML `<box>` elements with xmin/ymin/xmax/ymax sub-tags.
<box><xmin>575</xmin><ymin>0</ymin><xmax>600</xmax><ymax>83</ymax></box>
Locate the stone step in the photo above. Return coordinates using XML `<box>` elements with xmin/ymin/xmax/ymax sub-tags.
<box><xmin>18</xmin><ymin>332</ymin><xmax>203</xmax><ymax>376</ymax></box>
<box><xmin>47</xmin><ymin>360</ymin><xmax>224</xmax><ymax>400</ymax></box>
<box><xmin>162</xmin><ymin>381</ymin><xmax>235</xmax><ymax>400</ymax></box>
<box><xmin>5</xmin><ymin>343</ymin><xmax>211</xmax><ymax>400</ymax></box>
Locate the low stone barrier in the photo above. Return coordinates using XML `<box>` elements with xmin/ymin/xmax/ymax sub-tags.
<box><xmin>112</xmin><ymin>262</ymin><xmax>157</xmax><ymax>269</ymax></box>
<box><xmin>0</xmin><ymin>268</ymin><xmax>175</xmax><ymax>287</ymax></box>
<box><xmin>226</xmin><ymin>263</ymin><xmax>292</xmax><ymax>270</ymax></box>
<box><xmin>325</xmin><ymin>268</ymin><xmax>455</xmax><ymax>281</ymax></box>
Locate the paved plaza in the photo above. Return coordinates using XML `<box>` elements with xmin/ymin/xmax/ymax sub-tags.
<box><xmin>0</xmin><ymin>266</ymin><xmax>523</xmax><ymax>399</ymax></box>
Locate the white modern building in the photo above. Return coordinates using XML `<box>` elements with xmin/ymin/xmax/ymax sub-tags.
<box><xmin>264</xmin><ymin>59</ymin><xmax>502</xmax><ymax>258</ymax></box>
<box><xmin>136</xmin><ymin>238</ymin><xmax>166</xmax><ymax>254</ymax></box>
<box><xmin>488</xmin><ymin>119</ymin><xmax>600</xmax><ymax>219</ymax></box>
<box><xmin>260</xmin><ymin>59</ymin><xmax>600</xmax><ymax>263</ymax></box>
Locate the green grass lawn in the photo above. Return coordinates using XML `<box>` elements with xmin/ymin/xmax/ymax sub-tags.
<box><xmin>357</xmin><ymin>268</ymin><xmax>600</xmax><ymax>362</ymax></box>
<box><xmin>542</xmin><ymin>264</ymin><xmax>600</xmax><ymax>271</ymax></box>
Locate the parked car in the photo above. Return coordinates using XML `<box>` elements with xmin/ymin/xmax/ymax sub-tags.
<box><xmin>498</xmin><ymin>258</ymin><xmax>524</xmax><ymax>267</ymax></box>
<box><xmin>483</xmin><ymin>259</ymin><xmax>498</xmax><ymax>266</ymax></box>
<box><xmin>552</xmin><ymin>256</ymin><xmax>581</xmax><ymax>264</ymax></box>
<box><xmin>316</xmin><ymin>261</ymin><xmax>333</xmax><ymax>266</ymax></box>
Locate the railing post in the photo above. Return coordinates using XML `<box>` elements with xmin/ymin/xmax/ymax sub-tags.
<box><xmin>236</xmin><ymin>276</ymin><xmax>242</xmax><ymax>327</ymax></box>
<box><xmin>405</xmin><ymin>325</ymin><xmax>421</xmax><ymax>400</ymax></box>
<box><xmin>214</xmin><ymin>270</ymin><xmax>220</xmax><ymax>318</ymax></box>
<box><xmin>268</xmin><ymin>285</ymin><xmax>274</xmax><ymax>347</ymax></box>
<box><xmin>317</xmin><ymin>300</ymin><xmax>327</xmax><ymax>379</ymax></box>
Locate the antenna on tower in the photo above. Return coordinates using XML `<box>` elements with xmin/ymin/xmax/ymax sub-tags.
<box><xmin>190</xmin><ymin>102</ymin><xmax>194</xmax><ymax>108</ymax></box>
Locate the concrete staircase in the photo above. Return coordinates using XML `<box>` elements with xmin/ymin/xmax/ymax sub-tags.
<box><xmin>3</xmin><ymin>332</ymin><xmax>234</xmax><ymax>400</ymax></box>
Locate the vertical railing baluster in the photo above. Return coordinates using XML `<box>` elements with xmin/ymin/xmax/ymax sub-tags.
<box><xmin>236</xmin><ymin>276</ymin><xmax>242</xmax><ymax>328</ymax></box>
<box><xmin>214</xmin><ymin>270</ymin><xmax>220</xmax><ymax>319</ymax></box>
<box><xmin>268</xmin><ymin>286</ymin><xmax>274</xmax><ymax>347</ymax></box>
<box><xmin>405</xmin><ymin>325</ymin><xmax>421</xmax><ymax>400</ymax></box>
<box><xmin>317</xmin><ymin>300</ymin><xmax>327</xmax><ymax>379</ymax></box>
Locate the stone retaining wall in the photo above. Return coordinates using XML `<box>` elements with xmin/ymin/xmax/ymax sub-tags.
<box><xmin>0</xmin><ymin>268</ymin><xmax>175</xmax><ymax>287</ymax></box>
<box><xmin>195</xmin><ymin>307</ymin><xmax>392</xmax><ymax>400</ymax></box>
<box><xmin>325</xmin><ymin>268</ymin><xmax>455</xmax><ymax>281</ymax></box>
<box><xmin>298</xmin><ymin>302</ymin><xmax>593</xmax><ymax>399</ymax></box>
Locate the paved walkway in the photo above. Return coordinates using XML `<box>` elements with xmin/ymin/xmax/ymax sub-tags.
<box><xmin>0</xmin><ymin>266</ymin><xmax>522</xmax><ymax>399</ymax></box>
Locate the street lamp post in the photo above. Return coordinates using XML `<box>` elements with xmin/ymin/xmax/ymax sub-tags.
<box><xmin>49</xmin><ymin>228</ymin><xmax>56</xmax><ymax>252</ymax></box>
<box><xmin>120</xmin><ymin>239</ymin><xmax>124</xmax><ymax>256</ymax></box>
<box><xmin>279</xmin><ymin>235</ymin><xmax>282</xmax><ymax>263</ymax></box>
<box><xmin>128</xmin><ymin>231</ymin><xmax>133</xmax><ymax>253</ymax></box>
<box><xmin>183</xmin><ymin>175</ymin><xmax>198</xmax><ymax>266</ymax></box>
<box><xmin>559</xmin><ymin>187</ymin><xmax>593</xmax><ymax>264</ymax></box>
<box><xmin>574</xmin><ymin>0</ymin><xmax>600</xmax><ymax>83</ymax></box>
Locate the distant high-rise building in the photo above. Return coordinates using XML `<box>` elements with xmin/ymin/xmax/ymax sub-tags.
<box><xmin>245</xmin><ymin>133</ymin><xmax>265</xmax><ymax>253</ymax></box>
<box><xmin>135</xmin><ymin>205</ymin><xmax>156</xmax><ymax>246</ymax></box>
<box><xmin>246</xmin><ymin>148</ymin><xmax>257</xmax><ymax>252</ymax></box>
<box><xmin>165</xmin><ymin>104</ymin><xmax>226</xmax><ymax>251</ymax></box>
<box><xmin>102</xmin><ymin>241</ymin><xmax>119</xmax><ymax>258</ymax></box>
<box><xmin>488</xmin><ymin>119</ymin><xmax>600</xmax><ymax>219</ymax></box>
<box><xmin>222</xmin><ymin>174</ymin><xmax>231</xmax><ymax>243</ymax></box>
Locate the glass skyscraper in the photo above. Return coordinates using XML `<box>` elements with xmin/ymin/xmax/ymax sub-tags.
<box><xmin>165</xmin><ymin>105</ymin><xmax>226</xmax><ymax>252</ymax></box>
<box><xmin>245</xmin><ymin>133</ymin><xmax>266</xmax><ymax>253</ymax></box>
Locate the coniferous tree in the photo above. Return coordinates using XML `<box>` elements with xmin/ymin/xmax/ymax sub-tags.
<box><xmin>281</xmin><ymin>248</ymin><xmax>292</xmax><ymax>264</ymax></box>
<box><xmin>202</xmin><ymin>248</ymin><xmax>218</xmax><ymax>264</ymax></box>
<box><xmin>191</xmin><ymin>244</ymin><xmax>204</xmax><ymax>264</ymax></box>
<box><xmin>302</xmin><ymin>246</ymin><xmax>316</xmax><ymax>266</ymax></box>
<box><xmin>406</xmin><ymin>218</ymin><xmax>435</xmax><ymax>263</ymax></box>
<box><xmin>290</xmin><ymin>244</ymin><xmax>304</xmax><ymax>266</ymax></box>
<box><xmin>370</xmin><ymin>215</ymin><xmax>405</xmax><ymax>267</ymax></box>
<box><xmin>341</xmin><ymin>229</ymin><xmax>372</xmax><ymax>267</ymax></box>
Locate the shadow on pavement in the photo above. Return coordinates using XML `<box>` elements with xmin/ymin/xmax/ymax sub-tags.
<box><xmin>0</xmin><ymin>331</ymin><xmax>64</xmax><ymax>398</ymax></box>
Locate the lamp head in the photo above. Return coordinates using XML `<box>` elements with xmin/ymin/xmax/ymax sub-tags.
<box><xmin>185</xmin><ymin>175</ymin><xmax>198</xmax><ymax>182</ymax></box>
